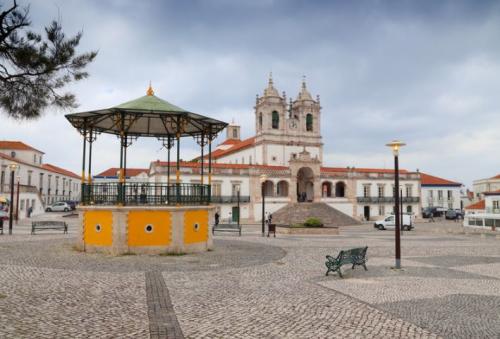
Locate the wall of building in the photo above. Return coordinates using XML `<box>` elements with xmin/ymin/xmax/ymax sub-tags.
<box><xmin>421</xmin><ymin>186</ymin><xmax>462</xmax><ymax>210</ymax></box>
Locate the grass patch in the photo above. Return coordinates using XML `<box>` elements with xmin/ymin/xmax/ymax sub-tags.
<box><xmin>0</xmin><ymin>294</ymin><xmax>6</xmax><ymax>299</ymax></box>
<box><xmin>159</xmin><ymin>252</ymin><xmax>187</xmax><ymax>256</ymax></box>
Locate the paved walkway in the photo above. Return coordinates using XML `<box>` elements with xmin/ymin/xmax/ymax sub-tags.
<box><xmin>0</xmin><ymin>219</ymin><xmax>498</xmax><ymax>338</ymax></box>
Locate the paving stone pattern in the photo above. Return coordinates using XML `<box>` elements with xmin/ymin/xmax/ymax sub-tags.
<box><xmin>146</xmin><ymin>271</ymin><xmax>184</xmax><ymax>339</ymax></box>
<box><xmin>0</xmin><ymin>220</ymin><xmax>499</xmax><ymax>338</ymax></box>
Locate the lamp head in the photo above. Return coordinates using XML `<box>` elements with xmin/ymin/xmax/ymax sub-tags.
<box><xmin>8</xmin><ymin>163</ymin><xmax>19</xmax><ymax>171</ymax></box>
<box><xmin>385</xmin><ymin>140</ymin><xmax>406</xmax><ymax>156</ymax></box>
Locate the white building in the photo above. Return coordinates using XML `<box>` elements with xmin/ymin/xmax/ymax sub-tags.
<box><xmin>0</xmin><ymin>141</ymin><xmax>80</xmax><ymax>219</ymax></box>
<box><xmin>420</xmin><ymin>172</ymin><xmax>463</xmax><ymax>210</ymax></box>
<box><xmin>464</xmin><ymin>190</ymin><xmax>500</xmax><ymax>230</ymax></box>
<box><xmin>473</xmin><ymin>174</ymin><xmax>500</xmax><ymax>201</ymax></box>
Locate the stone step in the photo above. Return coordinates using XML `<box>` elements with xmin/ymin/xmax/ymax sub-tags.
<box><xmin>271</xmin><ymin>202</ymin><xmax>360</xmax><ymax>227</ymax></box>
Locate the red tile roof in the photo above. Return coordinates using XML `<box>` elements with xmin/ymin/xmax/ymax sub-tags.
<box><xmin>153</xmin><ymin>161</ymin><xmax>288</xmax><ymax>171</ymax></box>
<box><xmin>465</xmin><ymin>200</ymin><xmax>485</xmax><ymax>210</ymax></box>
<box><xmin>320</xmin><ymin>167</ymin><xmax>409</xmax><ymax>174</ymax></box>
<box><xmin>491</xmin><ymin>174</ymin><xmax>500</xmax><ymax>179</ymax></box>
<box><xmin>484</xmin><ymin>189</ymin><xmax>500</xmax><ymax>195</ymax></box>
<box><xmin>201</xmin><ymin>136</ymin><xmax>256</xmax><ymax>160</ymax></box>
<box><xmin>420</xmin><ymin>173</ymin><xmax>461</xmax><ymax>186</ymax></box>
<box><xmin>42</xmin><ymin>164</ymin><xmax>80</xmax><ymax>179</ymax></box>
<box><xmin>95</xmin><ymin>168</ymin><xmax>149</xmax><ymax>177</ymax></box>
<box><xmin>0</xmin><ymin>141</ymin><xmax>44</xmax><ymax>154</ymax></box>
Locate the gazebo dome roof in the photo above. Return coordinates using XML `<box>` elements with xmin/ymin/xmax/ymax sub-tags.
<box><xmin>65</xmin><ymin>85</ymin><xmax>227</xmax><ymax>138</ymax></box>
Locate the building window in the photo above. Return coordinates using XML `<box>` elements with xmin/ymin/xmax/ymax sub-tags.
<box><xmin>429</xmin><ymin>190</ymin><xmax>433</xmax><ymax>198</ymax></box>
<box><xmin>438</xmin><ymin>190</ymin><xmax>443</xmax><ymax>200</ymax></box>
<box><xmin>231</xmin><ymin>183</ymin><xmax>241</xmax><ymax>196</ymax></box>
<box><xmin>232</xmin><ymin>129</ymin><xmax>238</xmax><ymax>138</ymax></box>
<box><xmin>272</xmin><ymin>111</ymin><xmax>279</xmax><ymax>129</ymax></box>
<box><xmin>10</xmin><ymin>151</ymin><xmax>16</xmax><ymax>158</ymax></box>
<box><xmin>448</xmin><ymin>202</ymin><xmax>453</xmax><ymax>209</ymax></box>
<box><xmin>363</xmin><ymin>185</ymin><xmax>371</xmax><ymax>198</ymax></box>
<box><xmin>378</xmin><ymin>185</ymin><xmax>384</xmax><ymax>198</ymax></box>
<box><xmin>493</xmin><ymin>201</ymin><xmax>499</xmax><ymax>210</ymax></box>
<box><xmin>378</xmin><ymin>205</ymin><xmax>385</xmax><ymax>216</ymax></box>
<box><xmin>259</xmin><ymin>113</ymin><xmax>263</xmax><ymax>128</ymax></box>
<box><xmin>27</xmin><ymin>171</ymin><xmax>32</xmax><ymax>186</ymax></box>
<box><xmin>447</xmin><ymin>190</ymin><xmax>452</xmax><ymax>200</ymax></box>
<box><xmin>212</xmin><ymin>183</ymin><xmax>221</xmax><ymax>196</ymax></box>
<box><xmin>406</xmin><ymin>185</ymin><xmax>412</xmax><ymax>197</ymax></box>
<box><xmin>306</xmin><ymin>113</ymin><xmax>313</xmax><ymax>131</ymax></box>
<box><xmin>34</xmin><ymin>154</ymin><xmax>37</xmax><ymax>163</ymax></box>
<box><xmin>249</xmin><ymin>156</ymin><xmax>252</xmax><ymax>164</ymax></box>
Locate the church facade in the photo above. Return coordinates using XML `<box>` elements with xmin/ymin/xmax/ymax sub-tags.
<box><xmin>145</xmin><ymin>75</ymin><xmax>428</xmax><ymax>222</ymax></box>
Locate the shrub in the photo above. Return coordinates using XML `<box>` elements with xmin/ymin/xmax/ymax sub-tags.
<box><xmin>304</xmin><ymin>217</ymin><xmax>323</xmax><ymax>227</ymax></box>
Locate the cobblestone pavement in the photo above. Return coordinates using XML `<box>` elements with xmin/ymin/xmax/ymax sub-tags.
<box><xmin>0</xmin><ymin>219</ymin><xmax>498</xmax><ymax>338</ymax></box>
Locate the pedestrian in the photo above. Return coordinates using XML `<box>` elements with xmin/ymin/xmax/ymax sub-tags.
<box><xmin>430</xmin><ymin>213</ymin><xmax>435</xmax><ymax>222</ymax></box>
<box><xmin>28</xmin><ymin>206</ymin><xmax>33</xmax><ymax>218</ymax></box>
<box><xmin>268</xmin><ymin>213</ymin><xmax>273</xmax><ymax>225</ymax></box>
<box><xmin>214</xmin><ymin>211</ymin><xmax>220</xmax><ymax>226</ymax></box>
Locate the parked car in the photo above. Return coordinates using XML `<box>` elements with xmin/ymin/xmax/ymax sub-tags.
<box><xmin>422</xmin><ymin>207</ymin><xmax>446</xmax><ymax>218</ymax></box>
<box><xmin>374</xmin><ymin>214</ymin><xmax>413</xmax><ymax>231</ymax></box>
<box><xmin>446</xmin><ymin>209</ymin><xmax>464</xmax><ymax>220</ymax></box>
<box><xmin>45</xmin><ymin>201</ymin><xmax>72</xmax><ymax>212</ymax></box>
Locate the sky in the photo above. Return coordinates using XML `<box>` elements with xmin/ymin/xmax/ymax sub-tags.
<box><xmin>1</xmin><ymin>0</ymin><xmax>500</xmax><ymax>187</ymax></box>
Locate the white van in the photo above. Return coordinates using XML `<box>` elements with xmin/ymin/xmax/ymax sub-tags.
<box><xmin>374</xmin><ymin>214</ymin><xmax>413</xmax><ymax>231</ymax></box>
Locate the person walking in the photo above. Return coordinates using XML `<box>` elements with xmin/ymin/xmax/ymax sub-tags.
<box><xmin>214</xmin><ymin>211</ymin><xmax>220</xmax><ymax>226</ymax></box>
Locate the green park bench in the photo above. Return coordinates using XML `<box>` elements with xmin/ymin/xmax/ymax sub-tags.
<box><xmin>325</xmin><ymin>246</ymin><xmax>368</xmax><ymax>278</ymax></box>
<box><xmin>32</xmin><ymin>221</ymin><xmax>68</xmax><ymax>235</ymax></box>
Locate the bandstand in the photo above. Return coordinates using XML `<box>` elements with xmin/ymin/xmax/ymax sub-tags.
<box><xmin>66</xmin><ymin>85</ymin><xmax>227</xmax><ymax>255</ymax></box>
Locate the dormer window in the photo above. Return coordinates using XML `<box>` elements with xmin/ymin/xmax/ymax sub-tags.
<box><xmin>272</xmin><ymin>111</ymin><xmax>279</xmax><ymax>129</ymax></box>
<box><xmin>10</xmin><ymin>151</ymin><xmax>15</xmax><ymax>158</ymax></box>
<box><xmin>306</xmin><ymin>113</ymin><xmax>313</xmax><ymax>131</ymax></box>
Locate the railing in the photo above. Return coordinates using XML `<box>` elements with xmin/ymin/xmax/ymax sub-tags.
<box><xmin>82</xmin><ymin>182</ymin><xmax>210</xmax><ymax>206</ymax></box>
<box><xmin>357</xmin><ymin>197</ymin><xmax>420</xmax><ymax>203</ymax></box>
<box><xmin>485</xmin><ymin>208</ymin><xmax>500</xmax><ymax>214</ymax></box>
<box><xmin>211</xmin><ymin>195</ymin><xmax>251</xmax><ymax>204</ymax></box>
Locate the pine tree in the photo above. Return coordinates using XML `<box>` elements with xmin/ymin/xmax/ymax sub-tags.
<box><xmin>0</xmin><ymin>0</ymin><xmax>97</xmax><ymax>119</ymax></box>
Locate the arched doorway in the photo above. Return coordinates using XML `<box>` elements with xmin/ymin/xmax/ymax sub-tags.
<box><xmin>263</xmin><ymin>181</ymin><xmax>274</xmax><ymax>197</ymax></box>
<box><xmin>335</xmin><ymin>181</ymin><xmax>346</xmax><ymax>197</ymax></box>
<box><xmin>297</xmin><ymin>167</ymin><xmax>314</xmax><ymax>202</ymax></box>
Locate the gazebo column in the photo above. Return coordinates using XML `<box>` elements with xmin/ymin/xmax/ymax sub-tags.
<box><xmin>176</xmin><ymin>129</ymin><xmax>181</xmax><ymax>205</ymax></box>
<box><xmin>208</xmin><ymin>132</ymin><xmax>212</xmax><ymax>203</ymax></box>
<box><xmin>200</xmin><ymin>132</ymin><xmax>204</xmax><ymax>185</ymax></box>
<box><xmin>81</xmin><ymin>126</ymin><xmax>87</xmax><ymax>205</ymax></box>
<box><xmin>118</xmin><ymin>113</ymin><xmax>126</xmax><ymax>205</ymax></box>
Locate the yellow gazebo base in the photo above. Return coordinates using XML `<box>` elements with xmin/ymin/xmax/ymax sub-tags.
<box><xmin>75</xmin><ymin>205</ymin><xmax>215</xmax><ymax>255</ymax></box>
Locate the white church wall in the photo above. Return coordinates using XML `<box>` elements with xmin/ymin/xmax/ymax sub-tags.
<box><xmin>253</xmin><ymin>202</ymin><xmax>288</xmax><ymax>221</ymax></box>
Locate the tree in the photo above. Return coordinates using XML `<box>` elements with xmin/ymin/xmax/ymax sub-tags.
<box><xmin>0</xmin><ymin>0</ymin><xmax>97</xmax><ymax>119</ymax></box>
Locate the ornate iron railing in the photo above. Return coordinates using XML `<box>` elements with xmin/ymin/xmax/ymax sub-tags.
<box><xmin>357</xmin><ymin>197</ymin><xmax>420</xmax><ymax>203</ymax></box>
<box><xmin>82</xmin><ymin>182</ymin><xmax>211</xmax><ymax>206</ymax></box>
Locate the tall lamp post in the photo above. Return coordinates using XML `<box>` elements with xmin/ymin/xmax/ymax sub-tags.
<box><xmin>260</xmin><ymin>174</ymin><xmax>267</xmax><ymax>237</ymax></box>
<box><xmin>8</xmin><ymin>163</ymin><xmax>19</xmax><ymax>235</ymax></box>
<box><xmin>386</xmin><ymin>140</ymin><xmax>406</xmax><ymax>269</ymax></box>
<box><xmin>15</xmin><ymin>176</ymin><xmax>20</xmax><ymax>224</ymax></box>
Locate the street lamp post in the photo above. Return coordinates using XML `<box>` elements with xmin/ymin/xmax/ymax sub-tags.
<box><xmin>15</xmin><ymin>176</ymin><xmax>20</xmax><ymax>224</ymax></box>
<box><xmin>260</xmin><ymin>174</ymin><xmax>267</xmax><ymax>237</ymax></box>
<box><xmin>400</xmin><ymin>188</ymin><xmax>403</xmax><ymax>232</ymax></box>
<box><xmin>8</xmin><ymin>163</ymin><xmax>19</xmax><ymax>235</ymax></box>
<box><xmin>386</xmin><ymin>140</ymin><xmax>406</xmax><ymax>269</ymax></box>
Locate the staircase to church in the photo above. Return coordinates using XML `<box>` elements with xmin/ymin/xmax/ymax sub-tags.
<box><xmin>271</xmin><ymin>202</ymin><xmax>361</xmax><ymax>227</ymax></box>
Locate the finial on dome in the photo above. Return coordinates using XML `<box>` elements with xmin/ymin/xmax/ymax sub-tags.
<box><xmin>147</xmin><ymin>81</ymin><xmax>154</xmax><ymax>96</ymax></box>
<box><xmin>268</xmin><ymin>72</ymin><xmax>273</xmax><ymax>86</ymax></box>
<box><xmin>302</xmin><ymin>75</ymin><xmax>307</xmax><ymax>89</ymax></box>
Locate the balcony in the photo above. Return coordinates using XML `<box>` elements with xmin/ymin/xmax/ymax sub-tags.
<box><xmin>210</xmin><ymin>195</ymin><xmax>251</xmax><ymax>204</ymax></box>
<box><xmin>357</xmin><ymin>196</ymin><xmax>420</xmax><ymax>204</ymax></box>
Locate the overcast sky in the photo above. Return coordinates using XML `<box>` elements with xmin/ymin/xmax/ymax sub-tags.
<box><xmin>1</xmin><ymin>0</ymin><xmax>500</xmax><ymax>187</ymax></box>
